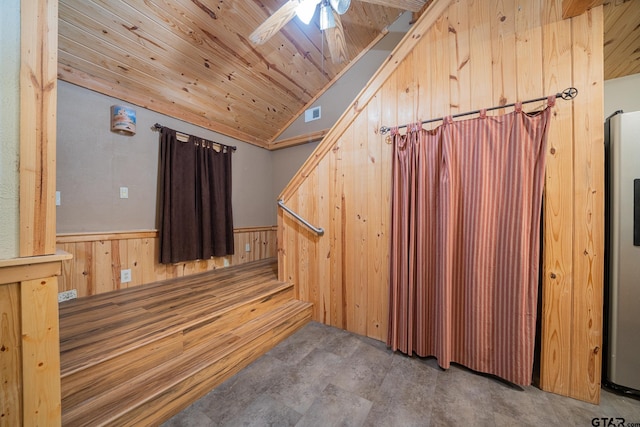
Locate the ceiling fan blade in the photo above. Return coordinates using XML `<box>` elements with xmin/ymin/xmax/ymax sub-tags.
<box><xmin>325</xmin><ymin>11</ymin><xmax>348</xmax><ymax>64</ymax></box>
<box><xmin>357</xmin><ymin>0</ymin><xmax>427</xmax><ymax>13</ymax></box>
<box><xmin>249</xmin><ymin>0</ymin><xmax>300</xmax><ymax>45</ymax></box>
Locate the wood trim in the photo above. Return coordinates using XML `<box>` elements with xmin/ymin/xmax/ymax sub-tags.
<box><xmin>56</xmin><ymin>230</ymin><xmax>158</xmax><ymax>243</ymax></box>
<box><xmin>270</xmin><ymin>129</ymin><xmax>329</xmax><ymax>150</ymax></box>
<box><xmin>562</xmin><ymin>0</ymin><xmax>604</xmax><ymax>18</ymax></box>
<box><xmin>56</xmin><ymin>227</ymin><xmax>277</xmax><ymax>243</ymax></box>
<box><xmin>19</xmin><ymin>0</ymin><xmax>58</xmax><ymax>257</ymax></box>
<box><xmin>268</xmin><ymin>29</ymin><xmax>390</xmax><ymax>145</ymax></box>
<box><xmin>0</xmin><ymin>264</ymin><xmax>61</xmax><ymax>286</ymax></box>
<box><xmin>233</xmin><ymin>226</ymin><xmax>278</xmax><ymax>233</ymax></box>
<box><xmin>0</xmin><ymin>250</ymin><xmax>71</xmax><ymax>286</ymax></box>
<box><xmin>0</xmin><ymin>250</ymin><xmax>72</xmax><ymax>269</ymax></box>
<box><xmin>279</xmin><ymin>0</ymin><xmax>452</xmax><ymax>201</ymax></box>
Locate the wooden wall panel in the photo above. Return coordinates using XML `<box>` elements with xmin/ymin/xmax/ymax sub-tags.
<box><xmin>366</xmin><ymin>93</ymin><xmax>388</xmax><ymax>339</ymax></box>
<box><xmin>57</xmin><ymin>227</ymin><xmax>278</xmax><ymax>298</ymax></box>
<box><xmin>21</xmin><ymin>277</ymin><xmax>62</xmax><ymax>425</ymax></box>
<box><xmin>0</xmin><ymin>283</ymin><xmax>22</xmax><ymax>426</ymax></box>
<box><xmin>569</xmin><ymin>6</ymin><xmax>604</xmax><ymax>403</ymax></box>
<box><xmin>540</xmin><ymin>0</ymin><xmax>575</xmax><ymax>396</ymax></box>
<box><xmin>279</xmin><ymin>0</ymin><xmax>604</xmax><ymax>403</ymax></box>
<box><xmin>19</xmin><ymin>0</ymin><xmax>58</xmax><ymax>257</ymax></box>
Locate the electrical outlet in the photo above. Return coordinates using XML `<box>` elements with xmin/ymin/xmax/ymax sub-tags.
<box><xmin>121</xmin><ymin>269</ymin><xmax>132</xmax><ymax>283</ymax></box>
<box><xmin>245</xmin><ymin>243</ymin><xmax>251</xmax><ymax>252</ymax></box>
<box><xmin>58</xmin><ymin>289</ymin><xmax>77</xmax><ymax>303</ymax></box>
<box><xmin>120</xmin><ymin>187</ymin><xmax>129</xmax><ymax>199</ymax></box>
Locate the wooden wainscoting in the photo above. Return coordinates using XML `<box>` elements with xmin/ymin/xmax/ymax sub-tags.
<box><xmin>56</xmin><ymin>226</ymin><xmax>277</xmax><ymax>297</ymax></box>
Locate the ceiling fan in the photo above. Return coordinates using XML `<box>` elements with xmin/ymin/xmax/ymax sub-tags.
<box><xmin>249</xmin><ymin>0</ymin><xmax>427</xmax><ymax>64</ymax></box>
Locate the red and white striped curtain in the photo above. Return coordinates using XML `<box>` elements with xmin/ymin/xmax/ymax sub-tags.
<box><xmin>387</xmin><ymin>99</ymin><xmax>554</xmax><ymax>386</ymax></box>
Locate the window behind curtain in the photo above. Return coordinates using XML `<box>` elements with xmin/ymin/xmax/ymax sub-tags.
<box><xmin>158</xmin><ymin>128</ymin><xmax>234</xmax><ymax>264</ymax></box>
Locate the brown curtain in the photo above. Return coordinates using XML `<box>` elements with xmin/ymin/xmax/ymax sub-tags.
<box><xmin>158</xmin><ymin>128</ymin><xmax>234</xmax><ymax>264</ymax></box>
<box><xmin>387</xmin><ymin>99</ymin><xmax>554</xmax><ymax>386</ymax></box>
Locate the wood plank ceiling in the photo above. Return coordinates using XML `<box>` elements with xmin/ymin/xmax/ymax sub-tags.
<box><xmin>603</xmin><ymin>0</ymin><xmax>640</xmax><ymax>80</ymax></box>
<box><xmin>58</xmin><ymin>0</ymin><xmax>639</xmax><ymax>149</ymax></box>
<box><xmin>57</xmin><ymin>0</ymin><xmax>406</xmax><ymax>148</ymax></box>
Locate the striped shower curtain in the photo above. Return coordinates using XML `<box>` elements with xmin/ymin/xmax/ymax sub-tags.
<box><xmin>387</xmin><ymin>99</ymin><xmax>554</xmax><ymax>386</ymax></box>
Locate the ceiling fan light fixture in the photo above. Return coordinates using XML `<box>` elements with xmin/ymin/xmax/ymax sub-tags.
<box><xmin>296</xmin><ymin>0</ymin><xmax>320</xmax><ymax>25</ymax></box>
<box><xmin>329</xmin><ymin>0</ymin><xmax>351</xmax><ymax>15</ymax></box>
<box><xmin>319</xmin><ymin>2</ymin><xmax>335</xmax><ymax>30</ymax></box>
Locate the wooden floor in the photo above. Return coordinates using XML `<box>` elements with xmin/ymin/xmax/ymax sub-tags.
<box><xmin>59</xmin><ymin>258</ymin><xmax>312</xmax><ymax>426</ymax></box>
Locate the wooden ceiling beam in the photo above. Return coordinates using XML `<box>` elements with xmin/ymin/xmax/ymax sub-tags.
<box><xmin>562</xmin><ymin>0</ymin><xmax>604</xmax><ymax>19</ymax></box>
<box><xmin>269</xmin><ymin>129</ymin><xmax>328</xmax><ymax>150</ymax></box>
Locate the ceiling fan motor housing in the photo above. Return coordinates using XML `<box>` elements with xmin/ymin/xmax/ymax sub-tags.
<box><xmin>330</xmin><ymin>0</ymin><xmax>351</xmax><ymax>15</ymax></box>
<box><xmin>320</xmin><ymin>2</ymin><xmax>336</xmax><ymax>30</ymax></box>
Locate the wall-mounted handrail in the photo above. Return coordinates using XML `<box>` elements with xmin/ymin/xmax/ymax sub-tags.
<box><xmin>277</xmin><ymin>199</ymin><xmax>324</xmax><ymax>236</ymax></box>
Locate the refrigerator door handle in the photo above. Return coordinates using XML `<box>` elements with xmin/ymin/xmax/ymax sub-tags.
<box><xmin>635</xmin><ymin>179</ymin><xmax>640</xmax><ymax>246</ymax></box>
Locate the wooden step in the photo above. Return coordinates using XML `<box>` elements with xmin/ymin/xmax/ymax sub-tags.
<box><xmin>61</xmin><ymin>280</ymin><xmax>295</xmax><ymax>408</ymax></box>
<box><xmin>59</xmin><ymin>258</ymin><xmax>281</xmax><ymax>376</ymax></box>
<box><xmin>59</xmin><ymin>258</ymin><xmax>313</xmax><ymax>426</ymax></box>
<box><xmin>62</xmin><ymin>300</ymin><xmax>312</xmax><ymax>427</ymax></box>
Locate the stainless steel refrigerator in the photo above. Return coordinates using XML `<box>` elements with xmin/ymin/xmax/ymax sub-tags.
<box><xmin>604</xmin><ymin>110</ymin><xmax>640</xmax><ymax>394</ymax></box>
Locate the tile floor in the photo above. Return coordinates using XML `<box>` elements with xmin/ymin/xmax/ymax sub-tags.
<box><xmin>163</xmin><ymin>322</ymin><xmax>640</xmax><ymax>427</ymax></box>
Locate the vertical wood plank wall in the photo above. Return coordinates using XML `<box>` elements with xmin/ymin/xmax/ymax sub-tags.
<box><xmin>57</xmin><ymin>227</ymin><xmax>278</xmax><ymax>297</ymax></box>
<box><xmin>0</xmin><ymin>283</ymin><xmax>22</xmax><ymax>425</ymax></box>
<box><xmin>0</xmin><ymin>255</ymin><xmax>69</xmax><ymax>427</ymax></box>
<box><xmin>2</xmin><ymin>0</ymin><xmax>65</xmax><ymax>425</ymax></box>
<box><xmin>279</xmin><ymin>0</ymin><xmax>604</xmax><ymax>403</ymax></box>
<box><xmin>20</xmin><ymin>0</ymin><xmax>58</xmax><ymax>257</ymax></box>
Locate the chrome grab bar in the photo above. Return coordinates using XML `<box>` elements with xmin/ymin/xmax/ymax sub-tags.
<box><xmin>277</xmin><ymin>199</ymin><xmax>325</xmax><ymax>236</ymax></box>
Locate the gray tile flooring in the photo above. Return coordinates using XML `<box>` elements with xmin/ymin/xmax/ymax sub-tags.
<box><xmin>163</xmin><ymin>322</ymin><xmax>640</xmax><ymax>427</ymax></box>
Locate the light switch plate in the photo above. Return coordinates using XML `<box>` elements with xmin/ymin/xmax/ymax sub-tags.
<box><xmin>120</xmin><ymin>187</ymin><xmax>129</xmax><ymax>199</ymax></box>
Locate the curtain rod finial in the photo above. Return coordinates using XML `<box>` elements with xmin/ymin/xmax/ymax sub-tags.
<box><xmin>560</xmin><ymin>87</ymin><xmax>578</xmax><ymax>100</ymax></box>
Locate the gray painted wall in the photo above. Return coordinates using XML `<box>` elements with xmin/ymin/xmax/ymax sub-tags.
<box><xmin>0</xmin><ymin>0</ymin><xmax>20</xmax><ymax>259</ymax></box>
<box><xmin>275</xmin><ymin>12</ymin><xmax>412</xmax><ymax>141</ymax></box>
<box><xmin>604</xmin><ymin>73</ymin><xmax>640</xmax><ymax>118</ymax></box>
<box><xmin>272</xmin><ymin>141</ymin><xmax>320</xmax><ymax>202</ymax></box>
<box><xmin>57</xmin><ymin>81</ymin><xmax>275</xmax><ymax>232</ymax></box>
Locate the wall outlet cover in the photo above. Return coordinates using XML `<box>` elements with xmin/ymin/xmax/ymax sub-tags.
<box><xmin>121</xmin><ymin>269</ymin><xmax>132</xmax><ymax>283</ymax></box>
<box><xmin>58</xmin><ymin>289</ymin><xmax>77</xmax><ymax>303</ymax></box>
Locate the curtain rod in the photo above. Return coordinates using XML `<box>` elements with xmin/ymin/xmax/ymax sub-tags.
<box><xmin>379</xmin><ymin>87</ymin><xmax>578</xmax><ymax>135</ymax></box>
<box><xmin>152</xmin><ymin>123</ymin><xmax>237</xmax><ymax>151</ymax></box>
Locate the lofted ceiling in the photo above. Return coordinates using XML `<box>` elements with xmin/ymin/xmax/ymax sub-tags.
<box><xmin>57</xmin><ymin>0</ymin><xmax>412</xmax><ymax>148</ymax></box>
<box><xmin>58</xmin><ymin>0</ymin><xmax>639</xmax><ymax>149</ymax></box>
